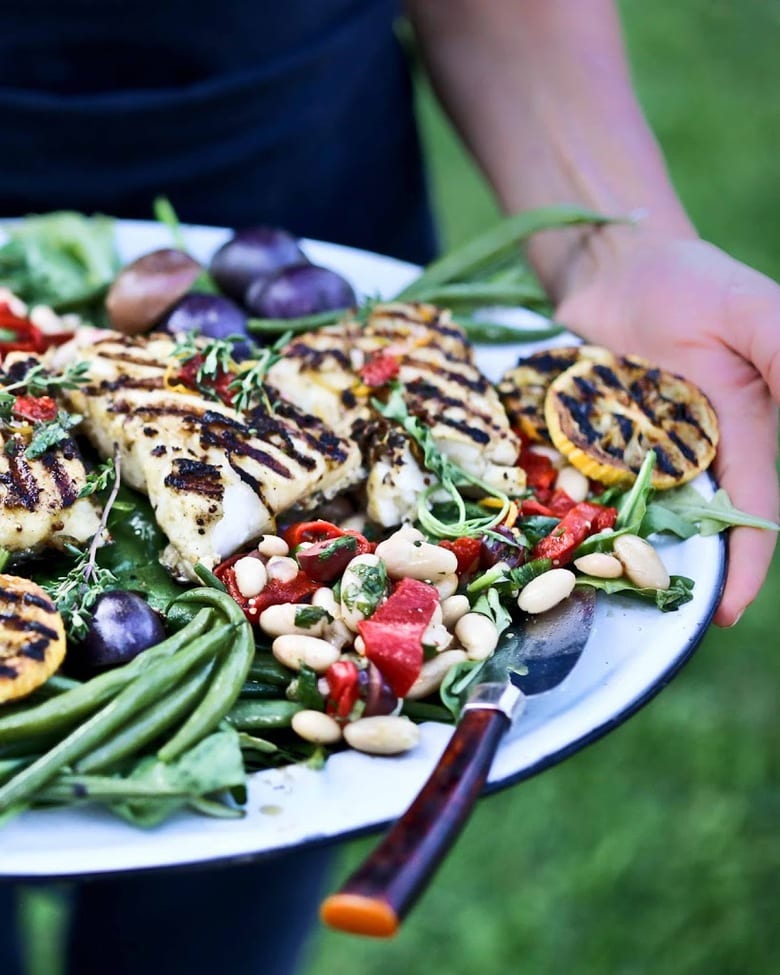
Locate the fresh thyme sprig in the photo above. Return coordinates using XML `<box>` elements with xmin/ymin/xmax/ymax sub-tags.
<box><xmin>373</xmin><ymin>382</ymin><xmax>512</xmax><ymax>539</ymax></box>
<box><xmin>77</xmin><ymin>456</ymin><xmax>116</xmax><ymax>499</ymax></box>
<box><xmin>172</xmin><ymin>333</ymin><xmax>240</xmax><ymax>386</ymax></box>
<box><xmin>1</xmin><ymin>360</ymin><xmax>90</xmax><ymax>398</ymax></box>
<box><xmin>228</xmin><ymin>331</ymin><xmax>291</xmax><ymax>413</ymax></box>
<box><xmin>44</xmin><ymin>448</ymin><xmax>123</xmax><ymax>640</ymax></box>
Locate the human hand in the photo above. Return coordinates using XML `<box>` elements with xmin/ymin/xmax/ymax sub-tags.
<box><xmin>554</xmin><ymin>230</ymin><xmax>780</xmax><ymax>626</ymax></box>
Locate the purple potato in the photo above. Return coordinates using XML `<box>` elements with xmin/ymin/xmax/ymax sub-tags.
<box><xmin>106</xmin><ymin>248</ymin><xmax>202</xmax><ymax>334</ymax></box>
<box><xmin>244</xmin><ymin>263</ymin><xmax>357</xmax><ymax>319</ymax></box>
<box><xmin>209</xmin><ymin>226</ymin><xmax>308</xmax><ymax>301</ymax></box>
<box><xmin>78</xmin><ymin>591</ymin><xmax>166</xmax><ymax>673</ymax></box>
<box><xmin>161</xmin><ymin>292</ymin><xmax>249</xmax><ymax>341</ymax></box>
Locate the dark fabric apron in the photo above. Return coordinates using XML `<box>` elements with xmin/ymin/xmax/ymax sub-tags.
<box><xmin>0</xmin><ymin>0</ymin><xmax>436</xmax><ymax>262</ymax></box>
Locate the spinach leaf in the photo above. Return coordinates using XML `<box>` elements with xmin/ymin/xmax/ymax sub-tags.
<box><xmin>577</xmin><ymin>574</ymin><xmax>695</xmax><ymax>612</ymax></box>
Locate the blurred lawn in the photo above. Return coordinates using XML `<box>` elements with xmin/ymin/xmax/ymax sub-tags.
<box><xmin>21</xmin><ymin>3</ymin><xmax>780</xmax><ymax>974</ymax></box>
<box><xmin>305</xmin><ymin>2</ymin><xmax>780</xmax><ymax>974</ymax></box>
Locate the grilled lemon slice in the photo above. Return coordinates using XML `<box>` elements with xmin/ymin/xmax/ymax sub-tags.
<box><xmin>544</xmin><ymin>353</ymin><xmax>719</xmax><ymax>488</ymax></box>
<box><xmin>497</xmin><ymin>345</ymin><xmax>613</xmax><ymax>443</ymax></box>
<box><xmin>0</xmin><ymin>574</ymin><xmax>66</xmax><ymax>704</ymax></box>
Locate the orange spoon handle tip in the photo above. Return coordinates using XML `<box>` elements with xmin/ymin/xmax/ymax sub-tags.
<box><xmin>320</xmin><ymin>893</ymin><xmax>399</xmax><ymax>938</ymax></box>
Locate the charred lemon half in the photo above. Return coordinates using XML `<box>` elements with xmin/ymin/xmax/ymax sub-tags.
<box><xmin>544</xmin><ymin>353</ymin><xmax>719</xmax><ymax>488</ymax></box>
<box><xmin>497</xmin><ymin>345</ymin><xmax>614</xmax><ymax>444</ymax></box>
<box><xmin>0</xmin><ymin>573</ymin><xmax>66</xmax><ymax>704</ymax></box>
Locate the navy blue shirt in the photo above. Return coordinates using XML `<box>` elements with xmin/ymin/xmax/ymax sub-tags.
<box><xmin>0</xmin><ymin>0</ymin><xmax>436</xmax><ymax>263</ymax></box>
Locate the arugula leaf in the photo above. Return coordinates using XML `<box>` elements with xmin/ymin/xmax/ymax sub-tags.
<box><xmin>649</xmin><ymin>485</ymin><xmax>780</xmax><ymax>536</ymax></box>
<box><xmin>615</xmin><ymin>450</ymin><xmax>656</xmax><ymax>532</ymax></box>
<box><xmin>471</xmin><ymin>586</ymin><xmax>513</xmax><ymax>636</ymax></box>
<box><xmin>439</xmin><ymin>658</ymin><xmax>486</xmax><ymax>719</ymax></box>
<box><xmin>577</xmin><ymin>573</ymin><xmax>695</xmax><ymax>612</ymax></box>
<box><xmin>294</xmin><ymin>606</ymin><xmax>333</xmax><ymax>629</ymax></box>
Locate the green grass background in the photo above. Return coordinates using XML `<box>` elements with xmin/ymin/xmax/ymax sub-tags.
<box><xmin>21</xmin><ymin>2</ymin><xmax>780</xmax><ymax>973</ymax></box>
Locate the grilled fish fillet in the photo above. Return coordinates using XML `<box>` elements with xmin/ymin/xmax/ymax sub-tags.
<box><xmin>268</xmin><ymin>303</ymin><xmax>525</xmax><ymax>524</ymax></box>
<box><xmin>57</xmin><ymin>331</ymin><xmax>362</xmax><ymax>574</ymax></box>
<box><xmin>0</xmin><ymin>356</ymin><xmax>101</xmax><ymax>553</ymax></box>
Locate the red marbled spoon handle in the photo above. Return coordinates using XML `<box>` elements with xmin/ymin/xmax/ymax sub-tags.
<box><xmin>320</xmin><ymin>705</ymin><xmax>510</xmax><ymax>937</ymax></box>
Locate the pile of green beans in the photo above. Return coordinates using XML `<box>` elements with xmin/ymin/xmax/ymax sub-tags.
<box><xmin>0</xmin><ymin>587</ymin><xmax>301</xmax><ymax>819</ymax></box>
<box><xmin>247</xmin><ymin>204</ymin><xmax>615</xmax><ymax>343</ymax></box>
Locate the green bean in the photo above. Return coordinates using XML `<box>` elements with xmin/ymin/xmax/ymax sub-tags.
<box><xmin>188</xmin><ymin>797</ymin><xmax>244</xmax><ymax>819</ymax></box>
<box><xmin>237</xmin><ymin>732</ymin><xmax>279</xmax><ymax>754</ymax></box>
<box><xmin>248</xmin><ymin>655</ymin><xmax>295</xmax><ymax>686</ymax></box>
<box><xmin>401</xmin><ymin>701</ymin><xmax>454</xmax><ymax>723</ymax></box>
<box><xmin>192</xmin><ymin>563</ymin><xmax>228</xmax><ymax>592</ymax></box>
<box><xmin>76</xmin><ymin>662</ymin><xmax>215</xmax><ymax>774</ymax></box>
<box><xmin>398</xmin><ymin>205</ymin><xmax>616</xmax><ymax>299</ymax></box>
<box><xmin>158</xmin><ymin>595</ymin><xmax>255</xmax><ymax>761</ymax></box>
<box><xmin>247</xmin><ymin>309</ymin><xmax>343</xmax><ymax>336</ymax></box>
<box><xmin>412</xmin><ymin>280</ymin><xmax>547</xmax><ymax>309</ymax></box>
<box><xmin>44</xmin><ymin>674</ymin><xmax>83</xmax><ymax>693</ymax></box>
<box><xmin>0</xmin><ymin>608</ymin><xmax>212</xmax><ymax>744</ymax></box>
<box><xmin>0</xmin><ymin>623</ymin><xmax>232</xmax><ymax>812</ymax></box>
<box><xmin>225</xmin><ymin>699</ymin><xmax>303</xmax><ymax>732</ymax></box>
<box><xmin>455</xmin><ymin>317</ymin><xmax>565</xmax><ymax>345</ymax></box>
<box><xmin>239</xmin><ymin>679</ymin><xmax>287</xmax><ymax>700</ymax></box>
<box><xmin>37</xmin><ymin>774</ymin><xmax>195</xmax><ymax>803</ymax></box>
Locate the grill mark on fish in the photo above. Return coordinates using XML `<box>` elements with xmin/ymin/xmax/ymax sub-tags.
<box><xmin>3</xmin><ymin>441</ymin><xmax>41</xmax><ymax>510</ymax></box>
<box><xmin>435</xmin><ymin>414</ymin><xmax>491</xmax><ymax>445</ymax></box>
<box><xmin>405</xmin><ymin>377</ymin><xmax>495</xmax><ymax>429</ymax></box>
<box><xmin>403</xmin><ymin>356</ymin><xmax>488</xmax><ymax>394</ymax></box>
<box><xmin>284</xmin><ymin>341</ymin><xmax>352</xmax><ymax>371</ymax></box>
<box><xmin>0</xmin><ymin>663</ymin><xmax>17</xmax><ymax>678</ymax></box>
<box><xmin>40</xmin><ymin>452</ymin><xmax>79</xmax><ymax>506</ymax></box>
<box><xmin>163</xmin><ymin>459</ymin><xmax>224</xmax><ymax>499</ymax></box>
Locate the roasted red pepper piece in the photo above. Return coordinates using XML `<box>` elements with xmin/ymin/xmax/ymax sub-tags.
<box><xmin>519</xmin><ymin>446</ymin><xmax>557</xmax><ymax>496</ymax></box>
<box><xmin>282</xmin><ymin>519</ymin><xmax>373</xmax><ymax>557</ymax></box>
<box><xmin>359</xmin><ymin>352</ymin><xmax>400</xmax><ymax>388</ymax></box>
<box><xmin>325</xmin><ymin>659</ymin><xmax>361</xmax><ymax>721</ymax></box>
<box><xmin>439</xmin><ymin>536</ymin><xmax>482</xmax><ymax>577</ymax></box>
<box><xmin>177</xmin><ymin>355</ymin><xmax>236</xmax><ymax>406</ymax></box>
<box><xmin>11</xmin><ymin>395</ymin><xmax>59</xmax><ymax>423</ymax></box>
<box><xmin>0</xmin><ymin>304</ymin><xmax>73</xmax><ymax>360</ymax></box>
<box><xmin>532</xmin><ymin>502</ymin><xmax>618</xmax><ymax>566</ymax></box>
<box><xmin>214</xmin><ymin>554</ymin><xmax>318</xmax><ymax>623</ymax></box>
<box><xmin>358</xmin><ymin>577</ymin><xmax>439</xmax><ymax>697</ymax></box>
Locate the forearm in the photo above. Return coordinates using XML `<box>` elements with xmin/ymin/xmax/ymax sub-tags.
<box><xmin>405</xmin><ymin>0</ymin><xmax>696</xmax><ymax>297</ymax></box>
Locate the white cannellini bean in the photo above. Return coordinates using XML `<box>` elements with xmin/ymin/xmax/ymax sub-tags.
<box><xmin>422</xmin><ymin>621</ymin><xmax>453</xmax><ymax>653</ymax></box>
<box><xmin>433</xmin><ymin>572</ymin><xmax>460</xmax><ymax>600</ymax></box>
<box><xmin>255</xmin><ymin>534</ymin><xmax>289</xmax><ymax>558</ymax></box>
<box><xmin>271</xmin><ymin>634</ymin><xmax>340</xmax><ymax>673</ymax></box>
<box><xmin>232</xmin><ymin>556</ymin><xmax>268</xmax><ymax>598</ymax></box>
<box><xmin>517</xmin><ymin>568</ymin><xmax>576</xmax><ymax>615</ymax></box>
<box><xmin>343</xmin><ymin>715</ymin><xmax>421</xmax><ymax>755</ymax></box>
<box><xmin>613</xmin><ymin>534</ymin><xmax>670</xmax><ymax>590</ymax></box>
<box><xmin>353</xmin><ymin>635</ymin><xmax>366</xmax><ymax>655</ymax></box>
<box><xmin>573</xmin><ymin>552</ymin><xmax>624</xmax><ymax>579</ymax></box>
<box><xmin>291</xmin><ymin>710</ymin><xmax>343</xmax><ymax>745</ymax></box>
<box><xmin>455</xmin><ymin>613</ymin><xmax>499</xmax><ymax>661</ymax></box>
<box><xmin>259</xmin><ymin>602</ymin><xmax>329</xmax><ymax>639</ymax></box>
<box><xmin>340</xmin><ymin>553</ymin><xmax>386</xmax><ymax>631</ymax></box>
<box><xmin>265</xmin><ymin>556</ymin><xmax>299</xmax><ymax>583</ymax></box>
<box><xmin>325</xmin><ymin>618</ymin><xmax>354</xmax><ymax>651</ymax></box>
<box><xmin>312</xmin><ymin>587</ymin><xmax>341</xmax><ymax>618</ymax></box>
<box><xmin>375</xmin><ymin>533</ymin><xmax>458</xmax><ymax>581</ymax></box>
<box><xmin>555</xmin><ymin>465</ymin><xmax>590</xmax><ymax>503</ymax></box>
<box><xmin>406</xmin><ymin>649</ymin><xmax>468</xmax><ymax>700</ymax></box>
<box><xmin>441</xmin><ymin>594</ymin><xmax>470</xmax><ymax>629</ymax></box>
